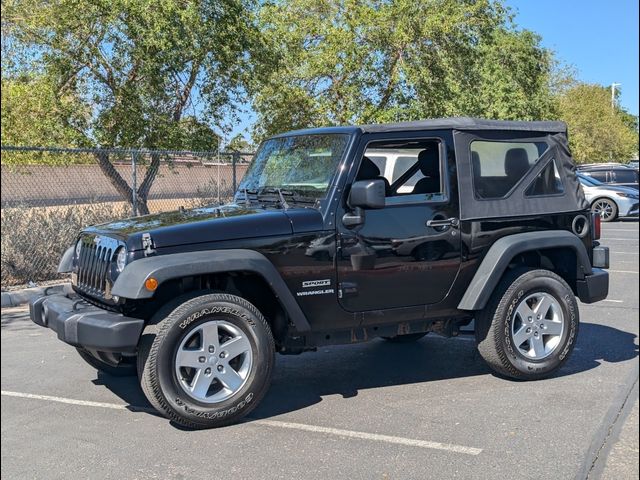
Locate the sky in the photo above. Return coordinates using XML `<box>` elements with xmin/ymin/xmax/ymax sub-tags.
<box><xmin>230</xmin><ymin>0</ymin><xmax>639</xmax><ymax>140</ymax></box>
<box><xmin>506</xmin><ymin>0</ymin><xmax>639</xmax><ymax>115</ymax></box>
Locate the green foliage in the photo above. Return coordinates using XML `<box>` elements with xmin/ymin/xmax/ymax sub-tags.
<box><xmin>227</xmin><ymin>134</ymin><xmax>253</xmax><ymax>152</ymax></box>
<box><xmin>555</xmin><ymin>83</ymin><xmax>639</xmax><ymax>162</ymax></box>
<box><xmin>251</xmin><ymin>0</ymin><xmax>555</xmax><ymax>139</ymax></box>
<box><xmin>2</xmin><ymin>0</ymin><xmax>261</xmax><ymax>149</ymax></box>
<box><xmin>1</xmin><ymin>76</ymin><xmax>89</xmax><ymax>148</ymax></box>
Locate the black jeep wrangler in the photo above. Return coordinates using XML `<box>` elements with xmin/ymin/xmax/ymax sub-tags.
<box><xmin>30</xmin><ymin>118</ymin><xmax>610</xmax><ymax>428</ymax></box>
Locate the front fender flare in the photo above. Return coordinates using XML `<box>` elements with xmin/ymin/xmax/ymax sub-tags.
<box><xmin>458</xmin><ymin>230</ymin><xmax>592</xmax><ymax>311</ymax></box>
<box><xmin>111</xmin><ymin>249</ymin><xmax>310</xmax><ymax>331</ymax></box>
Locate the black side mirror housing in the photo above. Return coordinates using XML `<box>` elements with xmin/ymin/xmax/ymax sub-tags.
<box><xmin>348</xmin><ymin>179</ymin><xmax>386</xmax><ymax>209</ymax></box>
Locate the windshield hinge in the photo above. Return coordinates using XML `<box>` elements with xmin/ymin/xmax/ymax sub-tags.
<box><xmin>141</xmin><ymin>233</ymin><xmax>155</xmax><ymax>257</ymax></box>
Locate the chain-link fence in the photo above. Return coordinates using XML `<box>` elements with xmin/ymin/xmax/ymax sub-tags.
<box><xmin>1</xmin><ymin>146</ymin><xmax>253</xmax><ymax>288</ymax></box>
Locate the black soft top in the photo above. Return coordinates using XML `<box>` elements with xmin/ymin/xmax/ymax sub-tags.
<box><xmin>272</xmin><ymin>117</ymin><xmax>567</xmax><ymax>138</ymax></box>
<box><xmin>359</xmin><ymin>117</ymin><xmax>567</xmax><ymax>134</ymax></box>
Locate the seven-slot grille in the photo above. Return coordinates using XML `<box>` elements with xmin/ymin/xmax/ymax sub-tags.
<box><xmin>76</xmin><ymin>235</ymin><xmax>121</xmax><ymax>298</ymax></box>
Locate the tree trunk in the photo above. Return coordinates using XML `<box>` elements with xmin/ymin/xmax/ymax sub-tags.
<box><xmin>94</xmin><ymin>151</ymin><xmax>160</xmax><ymax>216</ymax></box>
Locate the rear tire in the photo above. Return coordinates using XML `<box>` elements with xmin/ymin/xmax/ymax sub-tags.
<box><xmin>76</xmin><ymin>348</ymin><xmax>136</xmax><ymax>377</ymax></box>
<box><xmin>475</xmin><ymin>269</ymin><xmax>579</xmax><ymax>380</ymax></box>
<box><xmin>137</xmin><ymin>293</ymin><xmax>275</xmax><ymax>428</ymax></box>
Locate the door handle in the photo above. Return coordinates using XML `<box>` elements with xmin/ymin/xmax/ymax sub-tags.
<box><xmin>426</xmin><ymin>217</ymin><xmax>459</xmax><ymax>228</ymax></box>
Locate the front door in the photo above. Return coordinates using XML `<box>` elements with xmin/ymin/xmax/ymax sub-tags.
<box><xmin>336</xmin><ymin>132</ymin><xmax>461</xmax><ymax>312</ymax></box>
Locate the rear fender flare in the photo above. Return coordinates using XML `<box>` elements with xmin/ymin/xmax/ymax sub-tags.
<box><xmin>458</xmin><ymin>230</ymin><xmax>592</xmax><ymax>311</ymax></box>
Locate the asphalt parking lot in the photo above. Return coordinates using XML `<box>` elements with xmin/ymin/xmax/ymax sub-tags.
<box><xmin>1</xmin><ymin>222</ymin><xmax>638</xmax><ymax>480</ymax></box>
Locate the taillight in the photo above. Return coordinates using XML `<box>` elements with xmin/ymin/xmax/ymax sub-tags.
<box><xmin>592</xmin><ymin>212</ymin><xmax>601</xmax><ymax>240</ymax></box>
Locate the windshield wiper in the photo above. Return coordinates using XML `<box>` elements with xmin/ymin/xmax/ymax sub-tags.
<box><xmin>260</xmin><ymin>187</ymin><xmax>290</xmax><ymax>210</ymax></box>
<box><xmin>241</xmin><ymin>188</ymin><xmax>254</xmax><ymax>207</ymax></box>
<box><xmin>258</xmin><ymin>187</ymin><xmax>319</xmax><ymax>209</ymax></box>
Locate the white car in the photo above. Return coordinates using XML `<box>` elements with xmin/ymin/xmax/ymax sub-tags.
<box><xmin>578</xmin><ymin>174</ymin><xmax>639</xmax><ymax>222</ymax></box>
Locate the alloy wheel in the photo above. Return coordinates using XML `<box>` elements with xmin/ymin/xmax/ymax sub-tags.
<box><xmin>510</xmin><ymin>292</ymin><xmax>565</xmax><ymax>360</ymax></box>
<box><xmin>174</xmin><ymin>320</ymin><xmax>253</xmax><ymax>404</ymax></box>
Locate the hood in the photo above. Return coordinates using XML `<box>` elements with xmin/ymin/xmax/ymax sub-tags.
<box><xmin>83</xmin><ymin>203</ymin><xmax>324</xmax><ymax>251</ymax></box>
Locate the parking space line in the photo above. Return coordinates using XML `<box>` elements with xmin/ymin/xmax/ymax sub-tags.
<box><xmin>0</xmin><ymin>390</ymin><xmax>483</xmax><ymax>456</ymax></box>
<box><xmin>608</xmin><ymin>270</ymin><xmax>639</xmax><ymax>274</ymax></box>
<box><xmin>254</xmin><ymin>419</ymin><xmax>483</xmax><ymax>455</ymax></box>
<box><xmin>602</xmin><ymin>299</ymin><xmax>624</xmax><ymax>303</ymax></box>
<box><xmin>0</xmin><ymin>390</ymin><xmax>155</xmax><ymax>413</ymax></box>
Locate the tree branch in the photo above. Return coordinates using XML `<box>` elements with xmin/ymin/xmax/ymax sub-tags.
<box><xmin>94</xmin><ymin>152</ymin><xmax>133</xmax><ymax>202</ymax></box>
<box><xmin>137</xmin><ymin>152</ymin><xmax>160</xmax><ymax>201</ymax></box>
<box><xmin>173</xmin><ymin>60</ymin><xmax>200</xmax><ymax>122</ymax></box>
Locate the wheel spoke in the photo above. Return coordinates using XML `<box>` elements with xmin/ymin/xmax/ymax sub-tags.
<box><xmin>200</xmin><ymin>322</ymin><xmax>220</xmax><ymax>351</ymax></box>
<box><xmin>529</xmin><ymin>334</ymin><xmax>545</xmax><ymax>357</ymax></box>
<box><xmin>543</xmin><ymin>321</ymin><xmax>563</xmax><ymax>336</ymax></box>
<box><xmin>516</xmin><ymin>301</ymin><xmax>535</xmax><ymax>321</ymax></box>
<box><xmin>190</xmin><ymin>369</ymin><xmax>213</xmax><ymax>398</ymax></box>
<box><xmin>216</xmin><ymin>367</ymin><xmax>244</xmax><ymax>392</ymax></box>
<box><xmin>512</xmin><ymin>326</ymin><xmax>531</xmax><ymax>347</ymax></box>
<box><xmin>534</xmin><ymin>295</ymin><xmax>553</xmax><ymax>319</ymax></box>
<box><xmin>176</xmin><ymin>348</ymin><xmax>204</xmax><ymax>369</ymax></box>
<box><xmin>221</xmin><ymin>335</ymin><xmax>251</xmax><ymax>360</ymax></box>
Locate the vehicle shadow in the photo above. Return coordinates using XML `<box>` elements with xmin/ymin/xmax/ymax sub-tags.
<box><xmin>94</xmin><ymin>322</ymin><xmax>638</xmax><ymax>425</ymax></box>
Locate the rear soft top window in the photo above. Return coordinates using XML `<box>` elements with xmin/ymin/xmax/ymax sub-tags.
<box><xmin>471</xmin><ymin>141</ymin><xmax>548</xmax><ymax>199</ymax></box>
<box><xmin>454</xmin><ymin>130</ymin><xmax>589</xmax><ymax>220</ymax></box>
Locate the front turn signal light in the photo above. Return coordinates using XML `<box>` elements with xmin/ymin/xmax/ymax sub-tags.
<box><xmin>145</xmin><ymin>278</ymin><xmax>158</xmax><ymax>291</ymax></box>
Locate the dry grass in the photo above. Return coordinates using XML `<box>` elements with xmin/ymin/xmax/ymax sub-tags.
<box><xmin>0</xmin><ymin>196</ymin><xmax>236</xmax><ymax>287</ymax></box>
<box><xmin>1</xmin><ymin>203</ymin><xmax>128</xmax><ymax>287</ymax></box>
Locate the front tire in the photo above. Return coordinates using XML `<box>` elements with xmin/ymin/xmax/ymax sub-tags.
<box><xmin>137</xmin><ymin>293</ymin><xmax>275</xmax><ymax>428</ymax></box>
<box><xmin>475</xmin><ymin>269</ymin><xmax>579</xmax><ymax>380</ymax></box>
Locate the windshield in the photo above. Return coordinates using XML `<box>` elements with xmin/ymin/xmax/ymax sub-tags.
<box><xmin>579</xmin><ymin>174</ymin><xmax>603</xmax><ymax>186</ymax></box>
<box><xmin>239</xmin><ymin>134</ymin><xmax>351</xmax><ymax>198</ymax></box>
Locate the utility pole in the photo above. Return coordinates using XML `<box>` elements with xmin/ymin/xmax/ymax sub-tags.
<box><xmin>611</xmin><ymin>83</ymin><xmax>621</xmax><ymax>111</ymax></box>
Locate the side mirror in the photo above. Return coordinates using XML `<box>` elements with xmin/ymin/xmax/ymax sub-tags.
<box><xmin>348</xmin><ymin>179</ymin><xmax>386</xmax><ymax>209</ymax></box>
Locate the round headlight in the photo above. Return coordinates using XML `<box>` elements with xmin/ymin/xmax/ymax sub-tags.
<box><xmin>75</xmin><ymin>239</ymin><xmax>83</xmax><ymax>259</ymax></box>
<box><xmin>115</xmin><ymin>247</ymin><xmax>127</xmax><ymax>272</ymax></box>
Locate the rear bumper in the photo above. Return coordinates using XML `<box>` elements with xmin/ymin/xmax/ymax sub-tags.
<box><xmin>576</xmin><ymin>268</ymin><xmax>609</xmax><ymax>304</ymax></box>
<box><xmin>29</xmin><ymin>294</ymin><xmax>144</xmax><ymax>352</ymax></box>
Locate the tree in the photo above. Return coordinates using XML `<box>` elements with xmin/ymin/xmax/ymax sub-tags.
<box><xmin>226</xmin><ymin>134</ymin><xmax>253</xmax><ymax>152</ymax></box>
<box><xmin>2</xmin><ymin>0</ymin><xmax>261</xmax><ymax>213</ymax></box>
<box><xmin>555</xmin><ymin>83</ymin><xmax>639</xmax><ymax>162</ymax></box>
<box><xmin>1</xmin><ymin>75</ymin><xmax>89</xmax><ymax>149</ymax></box>
<box><xmin>251</xmin><ymin>0</ymin><xmax>555</xmax><ymax>139</ymax></box>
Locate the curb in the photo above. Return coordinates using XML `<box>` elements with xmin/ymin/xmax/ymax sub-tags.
<box><xmin>1</xmin><ymin>283</ymin><xmax>74</xmax><ymax>308</ymax></box>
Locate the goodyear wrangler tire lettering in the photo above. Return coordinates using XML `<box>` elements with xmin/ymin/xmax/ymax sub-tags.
<box><xmin>475</xmin><ymin>269</ymin><xmax>579</xmax><ymax>380</ymax></box>
<box><xmin>179</xmin><ymin>307</ymin><xmax>254</xmax><ymax>330</ymax></box>
<box><xmin>137</xmin><ymin>294</ymin><xmax>274</xmax><ymax>429</ymax></box>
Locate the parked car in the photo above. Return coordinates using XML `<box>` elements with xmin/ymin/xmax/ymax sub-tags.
<box><xmin>578</xmin><ymin>174</ymin><xmax>639</xmax><ymax>222</ymax></box>
<box><xmin>29</xmin><ymin>118</ymin><xmax>609</xmax><ymax>428</ymax></box>
<box><xmin>627</xmin><ymin>160</ymin><xmax>639</xmax><ymax>170</ymax></box>
<box><xmin>578</xmin><ymin>164</ymin><xmax>639</xmax><ymax>190</ymax></box>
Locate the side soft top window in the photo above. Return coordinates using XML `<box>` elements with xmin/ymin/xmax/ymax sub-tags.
<box><xmin>357</xmin><ymin>139</ymin><xmax>447</xmax><ymax>205</ymax></box>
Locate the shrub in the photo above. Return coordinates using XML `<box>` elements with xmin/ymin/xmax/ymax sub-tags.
<box><xmin>1</xmin><ymin>203</ymin><xmax>127</xmax><ymax>287</ymax></box>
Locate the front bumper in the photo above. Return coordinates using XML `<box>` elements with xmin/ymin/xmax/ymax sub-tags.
<box><xmin>622</xmin><ymin>202</ymin><xmax>639</xmax><ymax>218</ymax></box>
<box><xmin>29</xmin><ymin>294</ymin><xmax>144</xmax><ymax>352</ymax></box>
<box><xmin>576</xmin><ymin>268</ymin><xmax>609</xmax><ymax>304</ymax></box>
<box><xmin>618</xmin><ymin>197</ymin><xmax>639</xmax><ymax>217</ymax></box>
